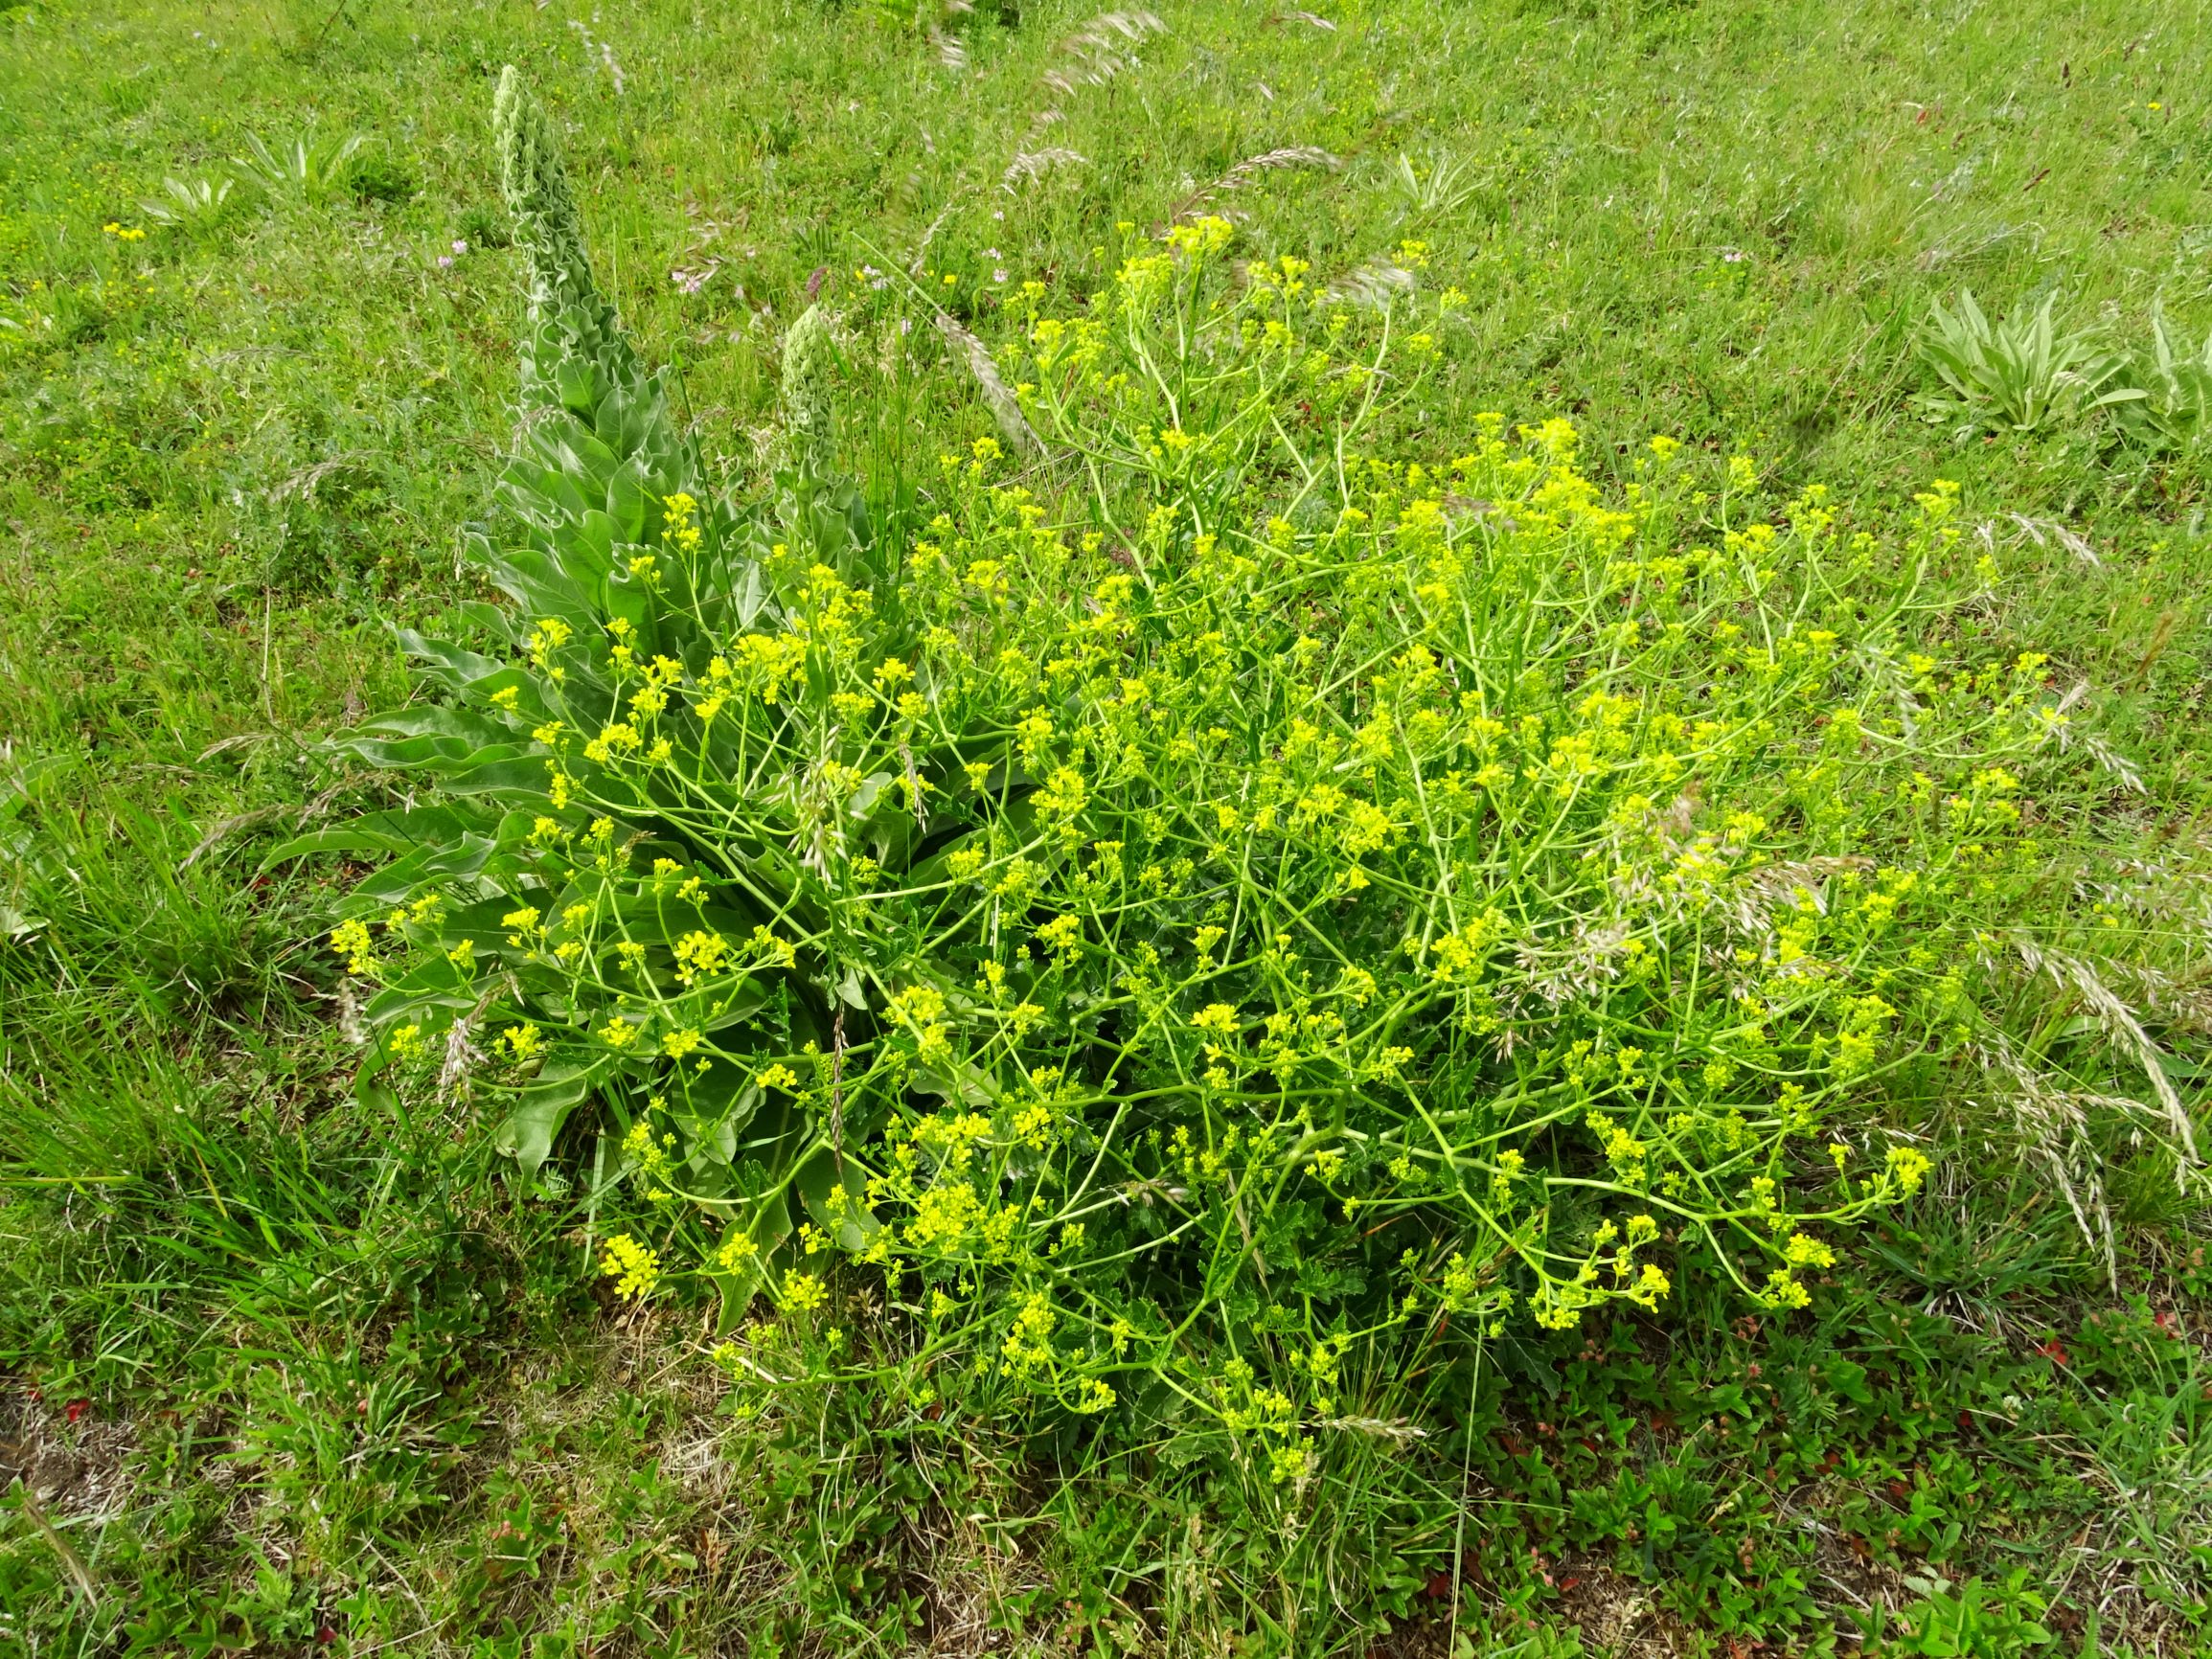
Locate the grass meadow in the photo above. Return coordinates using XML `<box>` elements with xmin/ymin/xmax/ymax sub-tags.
<box><xmin>5</xmin><ymin>0</ymin><xmax>2212</xmax><ymax>1652</ymax></box>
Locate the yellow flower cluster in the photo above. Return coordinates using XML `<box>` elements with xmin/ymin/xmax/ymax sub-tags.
<box><xmin>600</xmin><ymin>1234</ymin><xmax>660</xmax><ymax>1300</ymax></box>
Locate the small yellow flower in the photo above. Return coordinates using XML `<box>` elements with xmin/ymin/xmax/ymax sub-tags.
<box><xmin>1886</xmin><ymin>1146</ymin><xmax>1933</xmax><ymax>1195</ymax></box>
<box><xmin>1192</xmin><ymin>1003</ymin><xmax>1241</xmax><ymax>1038</ymax></box>
<box><xmin>775</xmin><ymin>1268</ymin><xmax>828</xmax><ymax>1316</ymax></box>
<box><xmin>1759</xmin><ymin>1268</ymin><xmax>1812</xmax><ymax>1310</ymax></box>
<box><xmin>673</xmin><ymin>929</ymin><xmax>731</xmax><ymax>983</ymax></box>
<box><xmin>330</xmin><ymin>919</ymin><xmax>376</xmax><ymax>975</ymax></box>
<box><xmin>601</xmin><ymin>1234</ymin><xmax>661</xmax><ymax>1299</ymax></box>
<box><xmin>1784</xmin><ymin>1231</ymin><xmax>1836</xmax><ymax>1270</ymax></box>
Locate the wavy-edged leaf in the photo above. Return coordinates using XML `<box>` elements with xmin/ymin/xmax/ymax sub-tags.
<box><xmin>795</xmin><ymin>1146</ymin><xmax>880</xmax><ymax>1252</ymax></box>
<box><xmin>705</xmin><ymin>1188</ymin><xmax>789</xmax><ymax>1333</ymax></box>
<box><xmin>496</xmin><ymin>1051</ymin><xmax>615</xmax><ymax>1178</ymax></box>
<box><xmin>264</xmin><ymin>804</ymin><xmax>498</xmax><ymax>869</ymax></box>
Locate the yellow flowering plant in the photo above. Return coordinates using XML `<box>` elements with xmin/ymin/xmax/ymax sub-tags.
<box><xmin>289</xmin><ymin>73</ymin><xmax>2193</xmax><ymax>1464</ymax></box>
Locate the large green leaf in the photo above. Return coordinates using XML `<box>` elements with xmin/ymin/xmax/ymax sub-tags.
<box><xmin>264</xmin><ymin>804</ymin><xmax>498</xmax><ymax>869</ymax></box>
<box><xmin>495</xmin><ymin>1053</ymin><xmax>616</xmax><ymax>1180</ymax></box>
<box><xmin>705</xmin><ymin>1188</ymin><xmax>789</xmax><ymax>1335</ymax></box>
<box><xmin>795</xmin><ymin>1146</ymin><xmax>880</xmax><ymax>1253</ymax></box>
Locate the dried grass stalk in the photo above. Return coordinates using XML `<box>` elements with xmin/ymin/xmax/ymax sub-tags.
<box><xmin>2013</xmin><ymin>939</ymin><xmax>2201</xmax><ymax>1169</ymax></box>
<box><xmin>1990</xmin><ymin>1036</ymin><xmax>2123</xmax><ymax>1284</ymax></box>
<box><xmin>1327</xmin><ymin>257</ymin><xmax>1415</xmax><ymax>308</ymax></box>
<box><xmin>935</xmin><ymin>312</ymin><xmax>1042</xmax><ymax>455</ymax></box>
<box><xmin>927</xmin><ymin>23</ymin><xmax>969</xmax><ymax>73</ymax></box>
<box><xmin>1040</xmin><ymin>10</ymin><xmax>1166</xmax><ymax>97</ymax></box>
<box><xmin>2006</xmin><ymin>511</ymin><xmax>2104</xmax><ymax>570</ymax></box>
<box><xmin>1002</xmin><ymin>147</ymin><xmax>1088</xmax><ymax>190</ymax></box>
<box><xmin>1172</xmin><ymin>146</ymin><xmax>1339</xmax><ymax>223</ymax></box>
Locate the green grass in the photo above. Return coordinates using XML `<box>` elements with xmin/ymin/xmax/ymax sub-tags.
<box><xmin>3</xmin><ymin>0</ymin><xmax>2211</xmax><ymax>1651</ymax></box>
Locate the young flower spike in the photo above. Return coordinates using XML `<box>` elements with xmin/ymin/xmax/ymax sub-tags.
<box><xmin>781</xmin><ymin>302</ymin><xmax>838</xmax><ymax>477</ymax></box>
<box><xmin>492</xmin><ymin>66</ymin><xmax>596</xmax><ymax>322</ymax></box>
<box><xmin>491</xmin><ymin>66</ymin><xmax>639</xmax><ymax>402</ymax></box>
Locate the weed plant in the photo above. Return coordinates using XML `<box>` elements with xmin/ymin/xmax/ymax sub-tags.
<box><xmin>1915</xmin><ymin>289</ymin><xmax>2142</xmax><ymax>440</ymax></box>
<box><xmin>291</xmin><ymin>67</ymin><xmax>2206</xmax><ymax>1652</ymax></box>
<box><xmin>6</xmin><ymin>0</ymin><xmax>2212</xmax><ymax>1652</ymax></box>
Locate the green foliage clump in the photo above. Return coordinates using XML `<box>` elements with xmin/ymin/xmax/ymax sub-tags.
<box><xmin>1917</xmin><ymin>285</ymin><xmax>2212</xmax><ymax>461</ymax></box>
<box><xmin>231</xmin><ymin>127</ymin><xmax>369</xmax><ymax>203</ymax></box>
<box><xmin>2126</xmin><ymin>312</ymin><xmax>2212</xmax><ymax>458</ymax></box>
<box><xmin>302</xmin><ymin>78</ymin><xmax>2184</xmax><ymax>1473</ymax></box>
<box><xmin>10</xmin><ymin>4</ymin><xmax>2212</xmax><ymax>1648</ymax></box>
<box><xmin>1916</xmin><ymin>288</ymin><xmax>2142</xmax><ymax>439</ymax></box>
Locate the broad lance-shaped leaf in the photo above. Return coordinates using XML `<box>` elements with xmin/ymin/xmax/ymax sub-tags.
<box><xmin>262</xmin><ymin>804</ymin><xmax>507</xmax><ymax>869</ymax></box>
<box><xmin>705</xmin><ymin>1190</ymin><xmax>790</xmax><ymax>1333</ymax></box>
<box><xmin>496</xmin><ymin>1053</ymin><xmax>616</xmax><ymax>1179</ymax></box>
<box><xmin>341</xmin><ymin>835</ymin><xmax>507</xmax><ymax>908</ymax></box>
<box><xmin>796</xmin><ymin>1146</ymin><xmax>881</xmax><ymax>1253</ymax></box>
